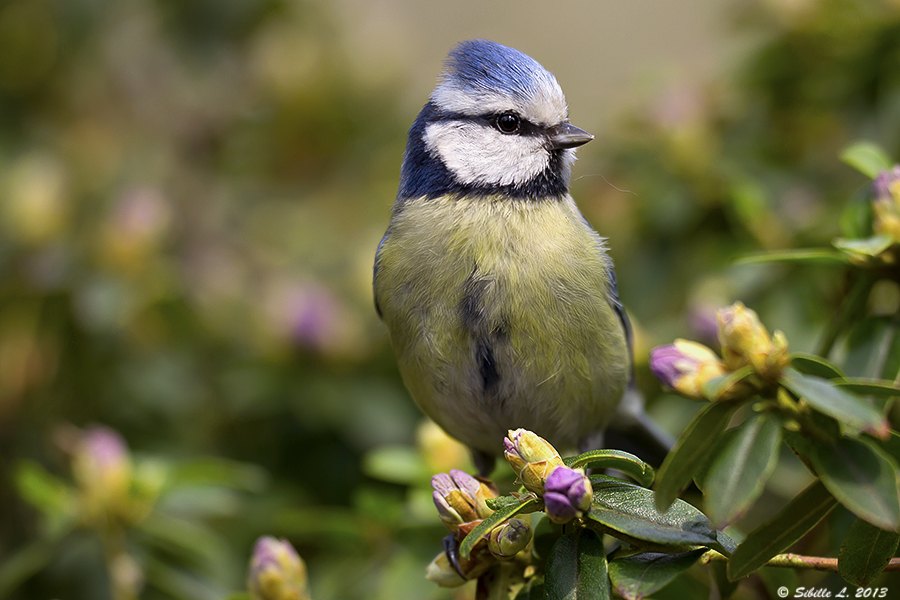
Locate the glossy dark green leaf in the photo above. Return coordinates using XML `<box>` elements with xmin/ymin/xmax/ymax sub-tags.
<box><xmin>590</xmin><ymin>478</ymin><xmax>721</xmax><ymax>551</ymax></box>
<box><xmin>567</xmin><ymin>449</ymin><xmax>654</xmax><ymax>487</ymax></box>
<box><xmin>789</xmin><ymin>353</ymin><xmax>845</xmax><ymax>379</ymax></box>
<box><xmin>735</xmin><ymin>249</ymin><xmax>848</xmax><ymax>266</ymax></box>
<box><xmin>654</xmin><ymin>401</ymin><xmax>738</xmax><ymax>512</ymax></box>
<box><xmin>716</xmin><ymin>530</ymin><xmax>738</xmax><ymax>555</ymax></box>
<box><xmin>833</xmin><ymin>378</ymin><xmax>900</xmax><ymax>398</ymax></box>
<box><xmin>840</xmin><ymin>141</ymin><xmax>893</xmax><ymax>178</ymax></box>
<box><xmin>693</xmin><ymin>428</ymin><xmax>736</xmax><ymax>493</ymax></box>
<box><xmin>882</xmin><ymin>431</ymin><xmax>900</xmax><ymax>465</ymax></box>
<box><xmin>728</xmin><ymin>480</ymin><xmax>837</xmax><ymax>581</ymax></box>
<box><xmin>460</xmin><ymin>497</ymin><xmax>543</xmax><ymax>560</ymax></box>
<box><xmin>608</xmin><ymin>549</ymin><xmax>705</xmax><ymax>600</ymax></box>
<box><xmin>838</xmin><ymin>518</ymin><xmax>900</xmax><ymax>586</ymax></box>
<box><xmin>545</xmin><ymin>528</ymin><xmax>609</xmax><ymax>600</ymax></box>
<box><xmin>810</xmin><ymin>437</ymin><xmax>900</xmax><ymax>532</ymax></box>
<box><xmin>780</xmin><ymin>368</ymin><xmax>890</xmax><ymax>439</ymax></box>
<box><xmin>782</xmin><ymin>410</ymin><xmax>842</xmax><ymax>472</ymax></box>
<box><xmin>703</xmin><ymin>413</ymin><xmax>782</xmax><ymax>528</ymax></box>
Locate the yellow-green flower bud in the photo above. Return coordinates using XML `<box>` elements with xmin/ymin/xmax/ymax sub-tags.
<box><xmin>487</xmin><ymin>518</ymin><xmax>532</xmax><ymax>560</ymax></box>
<box><xmin>649</xmin><ymin>339</ymin><xmax>728</xmax><ymax>400</ymax></box>
<box><xmin>71</xmin><ymin>426</ymin><xmax>134</xmax><ymax>525</ymax></box>
<box><xmin>503</xmin><ymin>429</ymin><xmax>565</xmax><ymax>495</ymax></box>
<box><xmin>425</xmin><ymin>549</ymin><xmax>493</xmax><ymax>587</ymax></box>
<box><xmin>248</xmin><ymin>536</ymin><xmax>310</xmax><ymax>600</ymax></box>
<box><xmin>717</xmin><ymin>302</ymin><xmax>770</xmax><ymax>370</ymax></box>
<box><xmin>431</xmin><ymin>469</ymin><xmax>496</xmax><ymax>535</ymax></box>
<box><xmin>424</xmin><ymin>551</ymin><xmax>468</xmax><ymax>588</ymax></box>
<box><xmin>717</xmin><ymin>302</ymin><xmax>789</xmax><ymax>379</ymax></box>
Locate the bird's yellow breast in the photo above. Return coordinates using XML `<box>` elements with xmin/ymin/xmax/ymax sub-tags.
<box><xmin>374</xmin><ymin>194</ymin><xmax>628</xmax><ymax>454</ymax></box>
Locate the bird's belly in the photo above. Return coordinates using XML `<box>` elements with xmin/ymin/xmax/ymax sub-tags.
<box><xmin>376</xmin><ymin>196</ymin><xmax>629</xmax><ymax>454</ymax></box>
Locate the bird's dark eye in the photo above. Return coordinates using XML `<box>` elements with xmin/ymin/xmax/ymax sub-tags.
<box><xmin>495</xmin><ymin>112</ymin><xmax>520</xmax><ymax>134</ymax></box>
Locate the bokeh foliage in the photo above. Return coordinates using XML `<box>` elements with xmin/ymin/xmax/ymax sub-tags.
<box><xmin>1</xmin><ymin>0</ymin><xmax>899</xmax><ymax>598</ymax></box>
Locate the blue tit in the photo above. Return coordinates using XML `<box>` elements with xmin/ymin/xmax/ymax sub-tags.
<box><xmin>374</xmin><ymin>39</ymin><xmax>667</xmax><ymax>474</ymax></box>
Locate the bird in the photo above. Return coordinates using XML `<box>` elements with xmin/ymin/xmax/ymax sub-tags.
<box><xmin>373</xmin><ymin>39</ymin><xmax>669</xmax><ymax>475</ymax></box>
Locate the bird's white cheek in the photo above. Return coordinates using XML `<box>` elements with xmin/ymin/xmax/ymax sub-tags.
<box><xmin>424</xmin><ymin>122</ymin><xmax>549</xmax><ymax>187</ymax></box>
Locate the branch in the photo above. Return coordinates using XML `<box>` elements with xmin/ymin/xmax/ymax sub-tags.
<box><xmin>700</xmin><ymin>550</ymin><xmax>900</xmax><ymax>572</ymax></box>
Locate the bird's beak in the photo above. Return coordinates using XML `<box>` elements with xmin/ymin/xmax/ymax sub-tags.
<box><xmin>547</xmin><ymin>122</ymin><xmax>594</xmax><ymax>150</ymax></box>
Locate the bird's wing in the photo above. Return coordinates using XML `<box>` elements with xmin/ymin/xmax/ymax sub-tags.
<box><xmin>372</xmin><ymin>230</ymin><xmax>390</xmax><ymax>320</ymax></box>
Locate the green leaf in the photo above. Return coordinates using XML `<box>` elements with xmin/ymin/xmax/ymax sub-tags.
<box><xmin>360</xmin><ymin>445</ymin><xmax>429</xmax><ymax>484</ymax></box>
<box><xmin>840</xmin><ymin>141</ymin><xmax>893</xmax><ymax>178</ymax></box>
<box><xmin>728</xmin><ymin>480</ymin><xmax>837</xmax><ymax>580</ymax></box>
<box><xmin>833</xmin><ymin>235</ymin><xmax>896</xmax><ymax>258</ymax></box>
<box><xmin>702</xmin><ymin>366</ymin><xmax>755</xmax><ymax>402</ymax></box>
<box><xmin>781</xmin><ymin>368</ymin><xmax>890</xmax><ymax>439</ymax></box>
<box><xmin>833</xmin><ymin>378</ymin><xmax>900</xmax><ymax>398</ymax></box>
<box><xmin>716</xmin><ymin>530</ymin><xmax>738</xmax><ymax>555</ymax></box>
<box><xmin>567</xmin><ymin>449</ymin><xmax>654</xmax><ymax>487</ymax></box>
<box><xmin>735</xmin><ymin>249</ymin><xmax>848</xmax><ymax>266</ymax></box>
<box><xmin>758</xmin><ymin>566</ymin><xmax>799</xmax><ymax>600</ymax></box>
<box><xmin>168</xmin><ymin>456</ymin><xmax>268</xmax><ymax>492</ymax></box>
<box><xmin>589</xmin><ymin>477</ymin><xmax>721</xmax><ymax>551</ymax></box>
<box><xmin>838</xmin><ymin>518</ymin><xmax>900</xmax><ymax>586</ymax></box>
<box><xmin>703</xmin><ymin>413</ymin><xmax>782</xmax><ymax>528</ymax></box>
<box><xmin>882</xmin><ymin>431</ymin><xmax>900</xmax><ymax>465</ymax></box>
<box><xmin>654</xmin><ymin>402</ymin><xmax>739</xmax><ymax>512</ymax></box>
<box><xmin>810</xmin><ymin>436</ymin><xmax>900</xmax><ymax>532</ymax></box>
<box><xmin>137</xmin><ymin>513</ymin><xmax>233</xmax><ymax>569</ymax></box>
<box><xmin>460</xmin><ymin>497</ymin><xmax>543</xmax><ymax>560</ymax></box>
<box><xmin>514</xmin><ymin>578</ymin><xmax>547</xmax><ymax>600</ymax></box>
<box><xmin>693</xmin><ymin>428</ymin><xmax>736</xmax><ymax>492</ymax></box>
<box><xmin>709</xmin><ymin>560</ymin><xmax>740</xmax><ymax>600</ymax></box>
<box><xmin>486</xmin><ymin>495</ymin><xmax>530</xmax><ymax>511</ymax></box>
<box><xmin>544</xmin><ymin>528</ymin><xmax>610</xmax><ymax>600</ymax></box>
<box><xmin>843</xmin><ymin>316</ymin><xmax>900</xmax><ymax>380</ymax></box>
<box><xmin>880</xmin><ymin>320</ymin><xmax>900</xmax><ymax>380</ymax></box>
<box><xmin>789</xmin><ymin>353</ymin><xmax>845</xmax><ymax>379</ymax></box>
<box><xmin>608</xmin><ymin>549</ymin><xmax>705</xmax><ymax>600</ymax></box>
<box><xmin>13</xmin><ymin>461</ymin><xmax>75</xmax><ymax>519</ymax></box>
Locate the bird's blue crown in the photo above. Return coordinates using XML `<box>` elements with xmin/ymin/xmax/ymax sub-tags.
<box><xmin>436</xmin><ymin>39</ymin><xmax>556</xmax><ymax>111</ymax></box>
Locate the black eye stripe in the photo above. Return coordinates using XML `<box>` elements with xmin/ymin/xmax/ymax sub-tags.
<box><xmin>429</xmin><ymin>109</ymin><xmax>545</xmax><ymax>137</ymax></box>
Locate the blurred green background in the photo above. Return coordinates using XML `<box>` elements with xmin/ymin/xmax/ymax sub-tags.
<box><xmin>2</xmin><ymin>0</ymin><xmax>900</xmax><ymax>598</ymax></box>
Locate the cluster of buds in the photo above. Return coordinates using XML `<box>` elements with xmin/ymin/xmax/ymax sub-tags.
<box><xmin>247</xmin><ymin>536</ymin><xmax>311</xmax><ymax>600</ymax></box>
<box><xmin>426</xmin><ymin>468</ymin><xmax>533</xmax><ymax>587</ymax></box>
<box><xmin>504</xmin><ymin>429</ymin><xmax>593</xmax><ymax>524</ymax></box>
<box><xmin>650</xmin><ymin>302</ymin><xmax>790</xmax><ymax>401</ymax></box>
<box><xmin>427</xmin><ymin>430</ymin><xmax>597</xmax><ymax>588</ymax></box>
<box><xmin>873</xmin><ymin>166</ymin><xmax>900</xmax><ymax>241</ymax></box>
